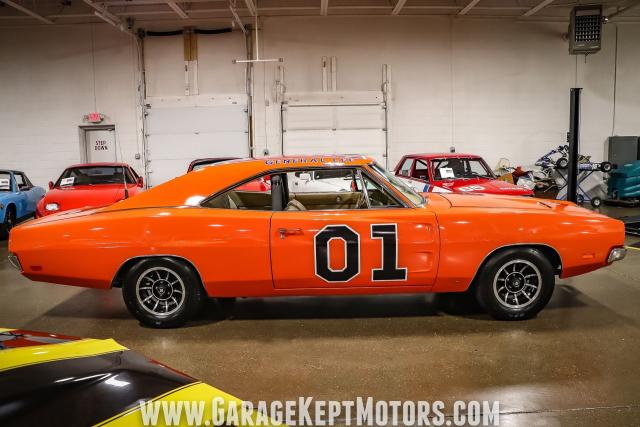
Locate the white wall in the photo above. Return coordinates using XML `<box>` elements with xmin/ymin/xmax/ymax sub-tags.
<box><xmin>251</xmin><ymin>17</ymin><xmax>640</xmax><ymax>168</ymax></box>
<box><xmin>1</xmin><ymin>17</ymin><xmax>639</xmax><ymax>187</ymax></box>
<box><xmin>0</xmin><ymin>24</ymin><xmax>141</xmax><ymax>187</ymax></box>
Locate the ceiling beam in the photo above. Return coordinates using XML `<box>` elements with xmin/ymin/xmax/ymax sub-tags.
<box><xmin>391</xmin><ymin>0</ymin><xmax>407</xmax><ymax>15</ymax></box>
<box><xmin>166</xmin><ymin>0</ymin><xmax>188</xmax><ymax>18</ymax></box>
<box><xmin>320</xmin><ymin>0</ymin><xmax>328</xmax><ymax>15</ymax></box>
<box><xmin>0</xmin><ymin>0</ymin><xmax>54</xmax><ymax>24</ymax></box>
<box><xmin>94</xmin><ymin>10</ymin><xmax>120</xmax><ymax>27</ymax></box>
<box><xmin>458</xmin><ymin>0</ymin><xmax>481</xmax><ymax>15</ymax></box>
<box><xmin>522</xmin><ymin>0</ymin><xmax>555</xmax><ymax>17</ymax></box>
<box><xmin>243</xmin><ymin>0</ymin><xmax>257</xmax><ymax>16</ymax></box>
<box><xmin>82</xmin><ymin>0</ymin><xmax>120</xmax><ymax>22</ymax></box>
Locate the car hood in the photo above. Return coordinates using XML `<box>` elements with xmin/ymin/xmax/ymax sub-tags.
<box><xmin>42</xmin><ymin>185</ymin><xmax>131</xmax><ymax>211</ymax></box>
<box><xmin>439</xmin><ymin>193</ymin><xmax>590</xmax><ymax>212</ymax></box>
<box><xmin>436</xmin><ymin>178</ymin><xmax>533</xmax><ymax>195</ymax></box>
<box><xmin>0</xmin><ymin>327</ymin><xmax>279</xmax><ymax>426</ymax></box>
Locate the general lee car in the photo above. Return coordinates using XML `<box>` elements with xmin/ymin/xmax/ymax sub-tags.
<box><xmin>0</xmin><ymin>170</ymin><xmax>45</xmax><ymax>238</ymax></box>
<box><xmin>394</xmin><ymin>153</ymin><xmax>534</xmax><ymax>196</ymax></box>
<box><xmin>36</xmin><ymin>163</ymin><xmax>144</xmax><ymax>217</ymax></box>
<box><xmin>8</xmin><ymin>156</ymin><xmax>626</xmax><ymax>328</ymax></box>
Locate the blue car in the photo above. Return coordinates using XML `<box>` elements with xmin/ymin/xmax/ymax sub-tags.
<box><xmin>0</xmin><ymin>170</ymin><xmax>45</xmax><ymax>239</ymax></box>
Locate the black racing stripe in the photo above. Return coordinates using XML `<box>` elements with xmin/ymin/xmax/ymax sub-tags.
<box><xmin>0</xmin><ymin>350</ymin><xmax>195</xmax><ymax>427</ymax></box>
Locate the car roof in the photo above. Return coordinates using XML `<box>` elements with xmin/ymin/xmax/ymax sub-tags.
<box><xmin>404</xmin><ymin>153</ymin><xmax>482</xmax><ymax>160</ymax></box>
<box><xmin>188</xmin><ymin>157</ymin><xmax>240</xmax><ymax>171</ymax></box>
<box><xmin>101</xmin><ymin>155</ymin><xmax>375</xmax><ymax>212</ymax></box>
<box><xmin>65</xmin><ymin>162</ymin><xmax>131</xmax><ymax>169</ymax></box>
<box><xmin>192</xmin><ymin>157</ymin><xmax>239</xmax><ymax>164</ymax></box>
<box><xmin>0</xmin><ymin>170</ymin><xmax>24</xmax><ymax>175</ymax></box>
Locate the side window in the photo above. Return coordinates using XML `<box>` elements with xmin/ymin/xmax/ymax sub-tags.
<box><xmin>398</xmin><ymin>158</ymin><xmax>413</xmax><ymax>177</ymax></box>
<box><xmin>411</xmin><ymin>160</ymin><xmax>429</xmax><ymax>180</ymax></box>
<box><xmin>285</xmin><ymin>168</ymin><xmax>364</xmax><ymax>211</ymax></box>
<box><xmin>15</xmin><ymin>174</ymin><xmax>30</xmax><ymax>191</ymax></box>
<box><xmin>0</xmin><ymin>173</ymin><xmax>11</xmax><ymax>191</ymax></box>
<box><xmin>360</xmin><ymin>174</ymin><xmax>401</xmax><ymax>208</ymax></box>
<box><xmin>202</xmin><ymin>176</ymin><xmax>272</xmax><ymax>210</ymax></box>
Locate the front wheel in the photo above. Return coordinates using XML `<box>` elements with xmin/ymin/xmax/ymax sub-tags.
<box><xmin>122</xmin><ymin>257</ymin><xmax>206</xmax><ymax>328</ymax></box>
<box><xmin>475</xmin><ymin>248</ymin><xmax>555</xmax><ymax>320</ymax></box>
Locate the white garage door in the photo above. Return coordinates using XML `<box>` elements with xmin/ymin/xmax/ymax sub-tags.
<box><xmin>145</xmin><ymin>96</ymin><xmax>249</xmax><ymax>187</ymax></box>
<box><xmin>282</xmin><ymin>92</ymin><xmax>387</xmax><ymax>167</ymax></box>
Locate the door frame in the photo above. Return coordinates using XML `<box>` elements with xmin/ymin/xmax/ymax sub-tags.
<box><xmin>78</xmin><ymin>125</ymin><xmax>117</xmax><ymax>163</ymax></box>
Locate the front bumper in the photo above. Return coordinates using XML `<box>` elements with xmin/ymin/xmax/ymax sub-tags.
<box><xmin>607</xmin><ymin>247</ymin><xmax>627</xmax><ymax>264</ymax></box>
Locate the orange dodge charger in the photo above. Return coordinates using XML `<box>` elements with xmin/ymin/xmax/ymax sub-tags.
<box><xmin>8</xmin><ymin>156</ymin><xmax>626</xmax><ymax>328</ymax></box>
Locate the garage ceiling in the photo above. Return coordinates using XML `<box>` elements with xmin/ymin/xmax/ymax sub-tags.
<box><xmin>0</xmin><ymin>0</ymin><xmax>638</xmax><ymax>25</ymax></box>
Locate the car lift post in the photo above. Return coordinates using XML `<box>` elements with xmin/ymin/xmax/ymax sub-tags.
<box><xmin>567</xmin><ymin>88</ymin><xmax>582</xmax><ymax>203</ymax></box>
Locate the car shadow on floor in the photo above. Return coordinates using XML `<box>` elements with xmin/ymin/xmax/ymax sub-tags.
<box><xmin>32</xmin><ymin>282</ymin><xmax>628</xmax><ymax>338</ymax></box>
<box><xmin>202</xmin><ymin>283</ymin><xmax>589</xmax><ymax>321</ymax></box>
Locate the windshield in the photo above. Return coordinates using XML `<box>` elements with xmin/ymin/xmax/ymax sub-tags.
<box><xmin>430</xmin><ymin>157</ymin><xmax>494</xmax><ymax>180</ymax></box>
<box><xmin>370</xmin><ymin>162</ymin><xmax>425</xmax><ymax>206</ymax></box>
<box><xmin>55</xmin><ymin>166</ymin><xmax>134</xmax><ymax>187</ymax></box>
<box><xmin>0</xmin><ymin>173</ymin><xmax>11</xmax><ymax>192</ymax></box>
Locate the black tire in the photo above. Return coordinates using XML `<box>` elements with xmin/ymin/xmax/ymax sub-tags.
<box><xmin>556</xmin><ymin>157</ymin><xmax>569</xmax><ymax>169</ymax></box>
<box><xmin>600</xmin><ymin>162</ymin><xmax>613</xmax><ymax>173</ymax></box>
<box><xmin>1</xmin><ymin>207</ymin><xmax>15</xmax><ymax>240</ymax></box>
<box><xmin>591</xmin><ymin>197</ymin><xmax>602</xmax><ymax>208</ymax></box>
<box><xmin>122</xmin><ymin>257</ymin><xmax>206</xmax><ymax>328</ymax></box>
<box><xmin>475</xmin><ymin>248</ymin><xmax>555</xmax><ymax>320</ymax></box>
<box><xmin>577</xmin><ymin>194</ymin><xmax>584</xmax><ymax>204</ymax></box>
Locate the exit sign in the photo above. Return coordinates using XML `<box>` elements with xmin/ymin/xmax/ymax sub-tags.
<box><xmin>86</xmin><ymin>112</ymin><xmax>104</xmax><ymax>123</ymax></box>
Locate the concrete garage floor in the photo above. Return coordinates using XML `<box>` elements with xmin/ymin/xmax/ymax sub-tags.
<box><xmin>1</xmin><ymin>207</ymin><xmax>639</xmax><ymax>426</ymax></box>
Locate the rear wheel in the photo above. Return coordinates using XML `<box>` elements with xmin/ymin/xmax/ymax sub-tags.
<box><xmin>122</xmin><ymin>257</ymin><xmax>206</xmax><ymax>328</ymax></box>
<box><xmin>476</xmin><ymin>248</ymin><xmax>555</xmax><ymax>320</ymax></box>
<box><xmin>1</xmin><ymin>207</ymin><xmax>15</xmax><ymax>239</ymax></box>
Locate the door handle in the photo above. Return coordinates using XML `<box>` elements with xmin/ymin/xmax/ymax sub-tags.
<box><xmin>278</xmin><ymin>228</ymin><xmax>303</xmax><ymax>239</ymax></box>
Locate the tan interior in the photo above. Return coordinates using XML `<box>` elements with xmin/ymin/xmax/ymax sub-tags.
<box><xmin>290</xmin><ymin>191</ymin><xmax>364</xmax><ymax>210</ymax></box>
<box><xmin>204</xmin><ymin>190</ymin><xmax>272</xmax><ymax>210</ymax></box>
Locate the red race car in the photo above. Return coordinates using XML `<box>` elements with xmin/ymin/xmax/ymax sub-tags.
<box><xmin>36</xmin><ymin>163</ymin><xmax>144</xmax><ymax>217</ymax></box>
<box><xmin>394</xmin><ymin>153</ymin><xmax>534</xmax><ymax>196</ymax></box>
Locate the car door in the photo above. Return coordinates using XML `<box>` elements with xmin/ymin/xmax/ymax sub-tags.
<box><xmin>270</xmin><ymin>167</ymin><xmax>439</xmax><ymax>290</ymax></box>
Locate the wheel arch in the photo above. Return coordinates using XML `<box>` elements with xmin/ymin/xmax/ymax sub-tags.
<box><xmin>2</xmin><ymin>203</ymin><xmax>16</xmax><ymax>222</ymax></box>
<box><xmin>468</xmin><ymin>244</ymin><xmax>562</xmax><ymax>290</ymax></box>
<box><xmin>5</xmin><ymin>202</ymin><xmax>16</xmax><ymax>215</ymax></box>
<box><xmin>111</xmin><ymin>255</ymin><xmax>206</xmax><ymax>293</ymax></box>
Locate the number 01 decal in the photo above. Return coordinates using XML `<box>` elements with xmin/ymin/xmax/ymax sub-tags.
<box><xmin>314</xmin><ymin>223</ymin><xmax>407</xmax><ymax>283</ymax></box>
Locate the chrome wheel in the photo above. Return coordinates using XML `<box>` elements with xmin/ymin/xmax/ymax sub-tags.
<box><xmin>493</xmin><ymin>259</ymin><xmax>542</xmax><ymax>309</ymax></box>
<box><xmin>136</xmin><ymin>267</ymin><xmax>185</xmax><ymax>317</ymax></box>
